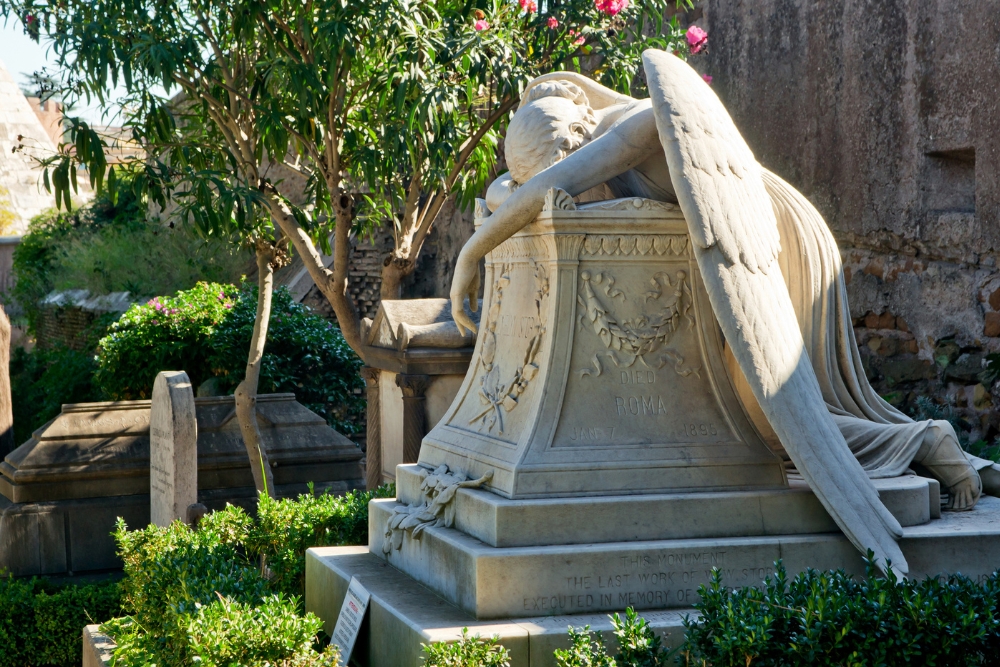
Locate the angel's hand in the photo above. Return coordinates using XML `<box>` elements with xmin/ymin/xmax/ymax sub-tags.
<box><xmin>450</xmin><ymin>254</ymin><xmax>481</xmax><ymax>337</ymax></box>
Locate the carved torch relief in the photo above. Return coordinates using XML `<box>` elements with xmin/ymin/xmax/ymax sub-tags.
<box><xmin>469</xmin><ymin>260</ymin><xmax>550</xmax><ymax>435</ymax></box>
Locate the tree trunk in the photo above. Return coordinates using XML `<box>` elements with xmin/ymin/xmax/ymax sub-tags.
<box><xmin>266</xmin><ymin>190</ymin><xmax>366</xmax><ymax>357</ymax></box>
<box><xmin>234</xmin><ymin>243</ymin><xmax>277</xmax><ymax>498</ymax></box>
<box><xmin>379</xmin><ymin>257</ymin><xmax>413</xmax><ymax>300</ymax></box>
<box><xmin>0</xmin><ymin>306</ymin><xmax>13</xmax><ymax>458</ymax></box>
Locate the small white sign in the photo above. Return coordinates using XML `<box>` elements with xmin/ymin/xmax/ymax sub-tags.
<box><xmin>330</xmin><ymin>577</ymin><xmax>371</xmax><ymax>666</ymax></box>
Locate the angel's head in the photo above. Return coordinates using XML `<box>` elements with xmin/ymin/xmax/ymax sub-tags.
<box><xmin>505</xmin><ymin>80</ymin><xmax>598</xmax><ymax>184</ymax></box>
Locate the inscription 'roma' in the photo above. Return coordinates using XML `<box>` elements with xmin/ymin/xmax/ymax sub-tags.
<box><xmin>615</xmin><ymin>395</ymin><xmax>667</xmax><ymax>417</ymax></box>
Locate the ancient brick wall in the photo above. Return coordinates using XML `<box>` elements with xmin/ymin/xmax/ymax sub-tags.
<box><xmin>701</xmin><ymin>0</ymin><xmax>1000</xmax><ymax>441</ymax></box>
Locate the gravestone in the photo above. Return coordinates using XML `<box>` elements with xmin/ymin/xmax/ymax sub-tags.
<box><xmin>149</xmin><ymin>371</ymin><xmax>198</xmax><ymax>527</ymax></box>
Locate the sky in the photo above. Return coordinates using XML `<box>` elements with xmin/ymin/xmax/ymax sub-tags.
<box><xmin>0</xmin><ymin>16</ymin><xmax>123</xmax><ymax>124</ymax></box>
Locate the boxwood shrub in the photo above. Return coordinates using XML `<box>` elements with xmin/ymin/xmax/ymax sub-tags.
<box><xmin>0</xmin><ymin>575</ymin><xmax>121</xmax><ymax>667</ymax></box>
<box><xmin>101</xmin><ymin>485</ymin><xmax>393</xmax><ymax>667</ymax></box>
<box><xmin>680</xmin><ymin>555</ymin><xmax>1000</xmax><ymax>667</ymax></box>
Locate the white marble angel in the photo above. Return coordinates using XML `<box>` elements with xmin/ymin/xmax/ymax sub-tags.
<box><xmin>449</xmin><ymin>50</ymin><xmax>1000</xmax><ymax>575</ymax></box>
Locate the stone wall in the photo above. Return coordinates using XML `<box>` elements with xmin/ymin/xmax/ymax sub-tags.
<box><xmin>701</xmin><ymin>0</ymin><xmax>1000</xmax><ymax>442</ymax></box>
<box><xmin>298</xmin><ymin>199</ymin><xmax>477</xmax><ymax>321</ymax></box>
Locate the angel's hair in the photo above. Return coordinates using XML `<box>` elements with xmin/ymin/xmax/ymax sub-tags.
<box><xmin>505</xmin><ymin>81</ymin><xmax>598</xmax><ymax>184</ymax></box>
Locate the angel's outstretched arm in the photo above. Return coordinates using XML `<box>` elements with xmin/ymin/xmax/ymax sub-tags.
<box><xmin>450</xmin><ymin>103</ymin><xmax>661</xmax><ymax>335</ymax></box>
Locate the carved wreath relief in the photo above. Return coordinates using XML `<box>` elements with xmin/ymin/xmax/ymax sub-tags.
<box><xmin>577</xmin><ymin>268</ymin><xmax>701</xmax><ymax>378</ymax></box>
<box><xmin>470</xmin><ymin>260</ymin><xmax>550</xmax><ymax>434</ymax></box>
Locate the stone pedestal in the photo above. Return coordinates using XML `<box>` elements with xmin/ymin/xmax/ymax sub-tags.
<box><xmin>418</xmin><ymin>198</ymin><xmax>785</xmax><ymax>498</ymax></box>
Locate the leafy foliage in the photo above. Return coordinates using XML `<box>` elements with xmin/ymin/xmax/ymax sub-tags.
<box><xmin>252</xmin><ymin>484</ymin><xmax>394</xmax><ymax>598</ymax></box>
<box><xmin>681</xmin><ymin>556</ymin><xmax>1000</xmax><ymax>667</ymax></box>
<box><xmin>9</xmin><ymin>188</ymin><xmax>247</xmax><ymax>335</ymax></box>
<box><xmin>555</xmin><ymin>627</ymin><xmax>616</xmax><ymax>667</ymax></box>
<box><xmin>94</xmin><ymin>282</ymin><xmax>241</xmax><ymax>400</ymax></box>
<box><xmin>611</xmin><ymin>608</ymin><xmax>669</xmax><ymax>667</ymax></box>
<box><xmin>206</xmin><ymin>286</ymin><xmax>366</xmax><ymax>432</ymax></box>
<box><xmin>3</xmin><ymin>0</ymin><xmax>696</xmax><ymax>361</ymax></box>
<box><xmin>103</xmin><ymin>485</ymin><xmax>391</xmax><ymax>667</ymax></box>
<box><xmin>10</xmin><ymin>344</ymin><xmax>101</xmax><ymax>445</ymax></box>
<box><xmin>553</xmin><ymin>611</ymin><xmax>668</xmax><ymax>667</ymax></box>
<box><xmin>0</xmin><ymin>574</ymin><xmax>121</xmax><ymax>667</ymax></box>
<box><xmin>93</xmin><ymin>282</ymin><xmax>365</xmax><ymax>431</ymax></box>
<box><xmin>422</xmin><ymin>628</ymin><xmax>512</xmax><ymax>667</ymax></box>
<box><xmin>184</xmin><ymin>596</ymin><xmax>339</xmax><ymax>667</ymax></box>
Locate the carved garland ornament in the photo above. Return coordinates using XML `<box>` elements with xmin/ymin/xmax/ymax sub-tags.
<box><xmin>577</xmin><ymin>269</ymin><xmax>701</xmax><ymax>378</ymax></box>
<box><xmin>383</xmin><ymin>465</ymin><xmax>492</xmax><ymax>553</ymax></box>
<box><xmin>469</xmin><ymin>261</ymin><xmax>550</xmax><ymax>434</ymax></box>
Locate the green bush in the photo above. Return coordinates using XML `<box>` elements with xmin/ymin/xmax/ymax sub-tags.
<box><xmin>681</xmin><ymin>556</ymin><xmax>1000</xmax><ymax>667</ymax></box>
<box><xmin>554</xmin><ymin>609</ymin><xmax>670</xmax><ymax>667</ymax></box>
<box><xmin>422</xmin><ymin>629</ymin><xmax>511</xmax><ymax>667</ymax></box>
<box><xmin>94</xmin><ymin>282</ymin><xmax>365</xmax><ymax>432</ymax></box>
<box><xmin>10</xmin><ymin>185</ymin><xmax>248</xmax><ymax>333</ymax></box>
<box><xmin>103</xmin><ymin>486</ymin><xmax>392</xmax><ymax>666</ymax></box>
<box><xmin>253</xmin><ymin>485</ymin><xmax>393</xmax><ymax>598</ymax></box>
<box><xmin>94</xmin><ymin>282</ymin><xmax>240</xmax><ymax>399</ymax></box>
<box><xmin>10</xmin><ymin>345</ymin><xmax>102</xmax><ymax>444</ymax></box>
<box><xmin>206</xmin><ymin>285</ymin><xmax>366</xmax><ymax>433</ymax></box>
<box><xmin>0</xmin><ymin>574</ymin><xmax>121</xmax><ymax>667</ymax></box>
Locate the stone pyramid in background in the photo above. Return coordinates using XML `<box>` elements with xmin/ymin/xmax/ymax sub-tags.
<box><xmin>0</xmin><ymin>59</ymin><xmax>59</xmax><ymax>235</ymax></box>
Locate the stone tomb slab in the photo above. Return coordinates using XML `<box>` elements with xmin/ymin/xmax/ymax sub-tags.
<box><xmin>368</xmin><ymin>496</ymin><xmax>1000</xmax><ymax>620</ymax></box>
<box><xmin>304</xmin><ymin>546</ymin><xmax>691</xmax><ymax>667</ymax></box>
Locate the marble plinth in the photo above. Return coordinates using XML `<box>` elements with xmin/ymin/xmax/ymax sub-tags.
<box><xmin>418</xmin><ymin>199</ymin><xmax>787</xmax><ymax>499</ymax></box>
<box><xmin>369</xmin><ymin>494</ymin><xmax>1000</xmax><ymax>620</ymax></box>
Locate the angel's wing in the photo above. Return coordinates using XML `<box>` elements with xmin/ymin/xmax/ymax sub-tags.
<box><xmin>643</xmin><ymin>49</ymin><xmax>908</xmax><ymax>575</ymax></box>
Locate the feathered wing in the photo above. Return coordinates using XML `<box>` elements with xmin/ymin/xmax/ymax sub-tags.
<box><xmin>642</xmin><ymin>50</ymin><xmax>908</xmax><ymax>576</ymax></box>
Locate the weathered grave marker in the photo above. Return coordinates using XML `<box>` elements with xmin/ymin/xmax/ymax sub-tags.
<box><xmin>149</xmin><ymin>371</ymin><xmax>198</xmax><ymax>527</ymax></box>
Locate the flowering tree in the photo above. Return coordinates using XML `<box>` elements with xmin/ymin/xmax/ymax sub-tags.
<box><xmin>1</xmin><ymin>0</ymin><xmax>701</xmax><ymax>496</ymax></box>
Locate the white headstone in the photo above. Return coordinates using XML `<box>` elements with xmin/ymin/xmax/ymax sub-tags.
<box><xmin>149</xmin><ymin>370</ymin><xmax>198</xmax><ymax>527</ymax></box>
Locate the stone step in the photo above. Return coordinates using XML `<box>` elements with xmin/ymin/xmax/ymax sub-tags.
<box><xmin>395</xmin><ymin>464</ymin><xmax>938</xmax><ymax>550</ymax></box>
<box><xmin>305</xmin><ymin>546</ymin><xmax>692</xmax><ymax>667</ymax></box>
<box><xmin>369</xmin><ymin>495</ymin><xmax>1000</xmax><ymax>620</ymax></box>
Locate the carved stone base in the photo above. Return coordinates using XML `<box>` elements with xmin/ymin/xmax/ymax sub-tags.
<box><xmin>368</xmin><ymin>494</ymin><xmax>1000</xmax><ymax>620</ymax></box>
<box><xmin>391</xmin><ymin>464</ymin><xmax>937</xmax><ymax>549</ymax></box>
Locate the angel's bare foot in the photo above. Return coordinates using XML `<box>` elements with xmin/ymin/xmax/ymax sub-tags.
<box><xmin>945</xmin><ymin>474</ymin><xmax>982</xmax><ymax>511</ymax></box>
<box><xmin>914</xmin><ymin>420</ymin><xmax>982</xmax><ymax>510</ymax></box>
<box><xmin>980</xmin><ymin>464</ymin><xmax>1000</xmax><ymax>497</ymax></box>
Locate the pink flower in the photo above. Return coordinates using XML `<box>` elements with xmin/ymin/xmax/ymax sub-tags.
<box><xmin>701</xmin><ymin>74</ymin><xmax>713</xmax><ymax>84</ymax></box>
<box><xmin>474</xmin><ymin>19</ymin><xmax>489</xmax><ymax>31</ymax></box>
<box><xmin>594</xmin><ymin>0</ymin><xmax>629</xmax><ymax>16</ymax></box>
<box><xmin>686</xmin><ymin>25</ymin><xmax>708</xmax><ymax>53</ymax></box>
<box><xmin>547</xmin><ymin>16</ymin><xmax>559</xmax><ymax>29</ymax></box>
<box><xmin>518</xmin><ymin>0</ymin><xmax>537</xmax><ymax>12</ymax></box>
<box><xmin>569</xmin><ymin>29</ymin><xmax>586</xmax><ymax>45</ymax></box>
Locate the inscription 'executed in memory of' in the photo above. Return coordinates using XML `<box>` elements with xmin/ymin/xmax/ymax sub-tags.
<box><xmin>521</xmin><ymin>550</ymin><xmax>775</xmax><ymax>614</ymax></box>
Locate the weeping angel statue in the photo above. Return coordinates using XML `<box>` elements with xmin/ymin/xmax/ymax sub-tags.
<box><xmin>450</xmin><ymin>50</ymin><xmax>1000</xmax><ymax>575</ymax></box>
